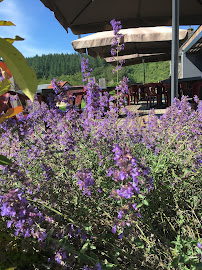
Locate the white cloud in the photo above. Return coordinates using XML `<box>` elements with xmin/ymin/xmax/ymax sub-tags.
<box><xmin>0</xmin><ymin>0</ymin><xmax>74</xmax><ymax>57</ymax></box>
<box><xmin>0</xmin><ymin>0</ymin><xmax>31</xmax><ymax>40</ymax></box>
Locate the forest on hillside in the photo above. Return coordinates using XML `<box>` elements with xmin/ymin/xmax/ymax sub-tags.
<box><xmin>26</xmin><ymin>53</ymin><xmax>170</xmax><ymax>86</ymax></box>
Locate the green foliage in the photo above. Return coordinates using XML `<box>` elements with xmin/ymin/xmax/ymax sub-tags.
<box><xmin>0</xmin><ymin>38</ymin><xmax>38</xmax><ymax>101</ymax></box>
<box><xmin>27</xmin><ymin>53</ymin><xmax>170</xmax><ymax>86</ymax></box>
<box><xmin>0</xmin><ymin>154</ymin><xmax>11</xmax><ymax>165</ymax></box>
<box><xmin>170</xmin><ymin>236</ymin><xmax>202</xmax><ymax>269</ymax></box>
<box><xmin>0</xmin><ymin>220</ymin><xmax>49</xmax><ymax>269</ymax></box>
<box><xmin>127</xmin><ymin>61</ymin><xmax>170</xmax><ymax>84</ymax></box>
<box><xmin>0</xmin><ymin>5</ymin><xmax>37</xmax><ymax>101</ymax></box>
<box><xmin>26</xmin><ymin>53</ymin><xmax>88</xmax><ymax>79</ymax></box>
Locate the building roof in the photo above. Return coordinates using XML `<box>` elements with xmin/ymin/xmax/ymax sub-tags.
<box><xmin>37</xmin><ymin>84</ymin><xmax>50</xmax><ymax>92</ymax></box>
<box><xmin>47</xmin><ymin>81</ymin><xmax>72</xmax><ymax>89</ymax></box>
<box><xmin>181</xmin><ymin>25</ymin><xmax>202</xmax><ymax>54</ymax></box>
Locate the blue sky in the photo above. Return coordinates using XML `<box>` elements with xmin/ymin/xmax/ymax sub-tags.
<box><xmin>0</xmin><ymin>0</ymin><xmax>79</xmax><ymax>57</ymax></box>
<box><xmin>0</xmin><ymin>0</ymin><xmax>199</xmax><ymax>58</ymax></box>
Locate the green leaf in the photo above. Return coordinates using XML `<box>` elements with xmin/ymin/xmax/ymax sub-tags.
<box><xmin>4</xmin><ymin>35</ymin><xmax>24</xmax><ymax>44</ymax></box>
<box><xmin>182</xmin><ymin>168</ymin><xmax>190</xmax><ymax>178</ymax></box>
<box><xmin>90</xmin><ymin>244</ymin><xmax>96</xmax><ymax>250</ymax></box>
<box><xmin>179</xmin><ymin>256</ymin><xmax>190</xmax><ymax>263</ymax></box>
<box><xmin>78</xmin><ymin>253</ymin><xmax>90</xmax><ymax>263</ymax></box>
<box><xmin>143</xmin><ymin>199</ymin><xmax>149</xmax><ymax>206</ymax></box>
<box><xmin>0</xmin><ymin>154</ymin><xmax>12</xmax><ymax>165</ymax></box>
<box><xmin>80</xmin><ymin>241</ymin><xmax>89</xmax><ymax>253</ymax></box>
<box><xmin>0</xmin><ymin>38</ymin><xmax>37</xmax><ymax>101</ymax></box>
<box><xmin>89</xmin><ymin>251</ymin><xmax>98</xmax><ymax>261</ymax></box>
<box><xmin>134</xmin><ymin>238</ymin><xmax>145</xmax><ymax>248</ymax></box>
<box><xmin>0</xmin><ymin>79</ymin><xmax>11</xmax><ymax>95</ymax></box>
<box><xmin>136</xmin><ymin>203</ymin><xmax>143</xmax><ymax>209</ymax></box>
<box><xmin>0</xmin><ymin>20</ymin><xmax>15</xmax><ymax>26</ymax></box>
<box><xmin>84</xmin><ymin>225</ymin><xmax>92</xmax><ymax>232</ymax></box>
<box><xmin>138</xmin><ymin>194</ymin><xmax>145</xmax><ymax>199</ymax></box>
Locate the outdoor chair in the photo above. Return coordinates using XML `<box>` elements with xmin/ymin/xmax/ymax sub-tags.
<box><xmin>162</xmin><ymin>85</ymin><xmax>168</xmax><ymax>106</ymax></box>
<box><xmin>162</xmin><ymin>83</ymin><xmax>171</xmax><ymax>107</ymax></box>
<box><xmin>144</xmin><ymin>83</ymin><xmax>158</xmax><ymax>108</ymax></box>
<box><xmin>127</xmin><ymin>84</ymin><xmax>139</xmax><ymax>105</ymax></box>
<box><xmin>179</xmin><ymin>82</ymin><xmax>192</xmax><ymax>99</ymax></box>
<box><xmin>139</xmin><ymin>85</ymin><xmax>146</xmax><ymax>101</ymax></box>
<box><xmin>67</xmin><ymin>91</ymin><xmax>85</xmax><ymax>113</ymax></box>
<box><xmin>37</xmin><ymin>94</ymin><xmax>47</xmax><ymax>104</ymax></box>
<box><xmin>75</xmin><ymin>94</ymin><xmax>84</xmax><ymax>113</ymax></box>
<box><xmin>192</xmin><ymin>81</ymin><xmax>202</xmax><ymax>100</ymax></box>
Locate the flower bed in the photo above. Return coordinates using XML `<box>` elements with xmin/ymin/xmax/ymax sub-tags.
<box><xmin>0</xmin><ymin>18</ymin><xmax>201</xmax><ymax>270</ymax></box>
<box><xmin>0</xmin><ymin>92</ymin><xmax>201</xmax><ymax>269</ymax></box>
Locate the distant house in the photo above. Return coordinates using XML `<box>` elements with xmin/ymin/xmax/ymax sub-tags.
<box><xmin>46</xmin><ymin>81</ymin><xmax>72</xmax><ymax>90</ymax></box>
<box><xmin>37</xmin><ymin>84</ymin><xmax>50</xmax><ymax>93</ymax></box>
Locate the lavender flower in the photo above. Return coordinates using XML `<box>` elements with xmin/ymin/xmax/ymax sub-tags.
<box><xmin>110</xmin><ymin>19</ymin><xmax>125</xmax><ymax>69</ymax></box>
<box><xmin>81</xmin><ymin>57</ymin><xmax>93</xmax><ymax>83</ymax></box>
<box><xmin>55</xmin><ymin>248</ymin><xmax>67</xmax><ymax>266</ymax></box>
<box><xmin>83</xmin><ymin>264</ymin><xmax>102</xmax><ymax>270</ymax></box>
<box><xmin>0</xmin><ymin>189</ymin><xmax>47</xmax><ymax>241</ymax></box>
<box><xmin>75</xmin><ymin>170</ymin><xmax>95</xmax><ymax>195</ymax></box>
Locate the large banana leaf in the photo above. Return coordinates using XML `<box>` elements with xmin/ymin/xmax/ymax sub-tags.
<box><xmin>0</xmin><ymin>38</ymin><xmax>38</xmax><ymax>101</ymax></box>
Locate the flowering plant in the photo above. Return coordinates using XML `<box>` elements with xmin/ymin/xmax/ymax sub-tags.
<box><xmin>0</xmin><ymin>19</ymin><xmax>201</xmax><ymax>270</ymax></box>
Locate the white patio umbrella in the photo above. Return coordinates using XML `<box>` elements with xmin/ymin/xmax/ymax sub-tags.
<box><xmin>105</xmin><ymin>53</ymin><xmax>171</xmax><ymax>84</ymax></box>
<box><xmin>71</xmin><ymin>27</ymin><xmax>188</xmax><ymax>58</ymax></box>
<box><xmin>40</xmin><ymin>0</ymin><xmax>202</xmax><ymax>35</ymax></box>
<box><xmin>104</xmin><ymin>53</ymin><xmax>171</xmax><ymax>66</ymax></box>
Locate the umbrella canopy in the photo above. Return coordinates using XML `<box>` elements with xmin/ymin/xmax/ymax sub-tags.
<box><xmin>72</xmin><ymin>27</ymin><xmax>188</xmax><ymax>58</ymax></box>
<box><xmin>104</xmin><ymin>53</ymin><xmax>171</xmax><ymax>66</ymax></box>
<box><xmin>40</xmin><ymin>0</ymin><xmax>202</xmax><ymax>103</ymax></box>
<box><xmin>40</xmin><ymin>0</ymin><xmax>202</xmax><ymax>35</ymax></box>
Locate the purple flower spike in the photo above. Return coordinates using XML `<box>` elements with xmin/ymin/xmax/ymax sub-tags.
<box><xmin>119</xmin><ymin>171</ymin><xmax>126</xmax><ymax>180</ymax></box>
<box><xmin>110</xmin><ymin>19</ymin><xmax>125</xmax><ymax>69</ymax></box>
<box><xmin>112</xmin><ymin>225</ymin><xmax>117</xmax><ymax>234</ymax></box>
<box><xmin>96</xmin><ymin>263</ymin><xmax>102</xmax><ymax>270</ymax></box>
<box><xmin>0</xmin><ymin>189</ymin><xmax>47</xmax><ymax>242</ymax></box>
<box><xmin>7</xmin><ymin>220</ymin><xmax>12</xmax><ymax>228</ymax></box>
<box><xmin>118</xmin><ymin>210</ymin><xmax>123</xmax><ymax>219</ymax></box>
<box><xmin>132</xmin><ymin>203</ymin><xmax>138</xmax><ymax>211</ymax></box>
<box><xmin>197</xmin><ymin>242</ymin><xmax>202</xmax><ymax>249</ymax></box>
